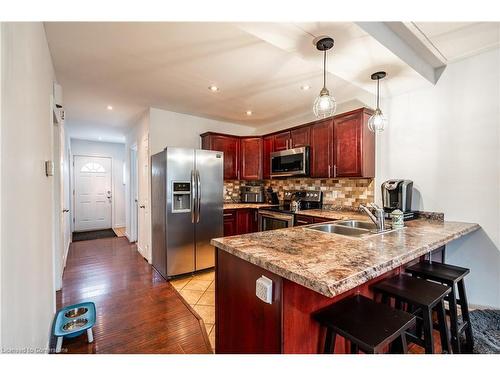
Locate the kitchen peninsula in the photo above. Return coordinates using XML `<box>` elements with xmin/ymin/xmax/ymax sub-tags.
<box><xmin>211</xmin><ymin>217</ymin><xmax>480</xmax><ymax>354</ymax></box>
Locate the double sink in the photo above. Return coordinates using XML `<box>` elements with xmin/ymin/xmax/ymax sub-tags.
<box><xmin>306</xmin><ymin>220</ymin><xmax>397</xmax><ymax>239</ymax></box>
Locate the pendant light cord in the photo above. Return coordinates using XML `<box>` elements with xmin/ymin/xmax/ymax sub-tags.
<box><xmin>323</xmin><ymin>50</ymin><xmax>327</xmax><ymax>89</ymax></box>
<box><xmin>376</xmin><ymin>78</ymin><xmax>380</xmax><ymax>109</ymax></box>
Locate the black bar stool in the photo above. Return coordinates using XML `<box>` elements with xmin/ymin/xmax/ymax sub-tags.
<box><xmin>373</xmin><ymin>274</ymin><xmax>451</xmax><ymax>354</ymax></box>
<box><xmin>406</xmin><ymin>261</ymin><xmax>473</xmax><ymax>353</ymax></box>
<box><xmin>314</xmin><ymin>294</ymin><xmax>416</xmax><ymax>354</ymax></box>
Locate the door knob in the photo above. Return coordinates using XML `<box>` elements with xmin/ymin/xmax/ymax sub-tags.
<box><xmin>139</xmin><ymin>205</ymin><xmax>145</xmax><ymax>209</ymax></box>
<box><xmin>63</xmin><ymin>209</ymin><xmax>69</xmax><ymax>213</ymax></box>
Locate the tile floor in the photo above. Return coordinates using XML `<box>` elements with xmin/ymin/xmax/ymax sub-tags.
<box><xmin>170</xmin><ymin>269</ymin><xmax>216</xmax><ymax>350</ymax></box>
<box><xmin>112</xmin><ymin>227</ymin><xmax>126</xmax><ymax>237</ymax></box>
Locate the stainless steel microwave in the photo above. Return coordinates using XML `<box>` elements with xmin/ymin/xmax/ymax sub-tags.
<box><xmin>270</xmin><ymin>146</ymin><xmax>309</xmax><ymax>178</ymax></box>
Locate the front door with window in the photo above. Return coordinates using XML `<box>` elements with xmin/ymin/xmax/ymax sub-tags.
<box><xmin>74</xmin><ymin>156</ymin><xmax>112</xmax><ymax>231</ymax></box>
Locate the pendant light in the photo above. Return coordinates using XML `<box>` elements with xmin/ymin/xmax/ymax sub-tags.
<box><xmin>313</xmin><ymin>37</ymin><xmax>336</xmax><ymax>118</ymax></box>
<box><xmin>368</xmin><ymin>71</ymin><xmax>388</xmax><ymax>133</ymax></box>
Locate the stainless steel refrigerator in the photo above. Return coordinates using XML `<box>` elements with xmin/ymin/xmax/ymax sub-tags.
<box><xmin>151</xmin><ymin>148</ymin><xmax>223</xmax><ymax>279</ymax></box>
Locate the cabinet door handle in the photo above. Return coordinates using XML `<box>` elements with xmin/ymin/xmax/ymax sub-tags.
<box><xmin>296</xmin><ymin>220</ymin><xmax>309</xmax><ymax>224</ymax></box>
<box><xmin>333</xmin><ymin>165</ymin><xmax>337</xmax><ymax>177</ymax></box>
<box><xmin>223</xmin><ymin>213</ymin><xmax>233</xmax><ymax>217</ymax></box>
<box><xmin>328</xmin><ymin>164</ymin><xmax>331</xmax><ymax>178</ymax></box>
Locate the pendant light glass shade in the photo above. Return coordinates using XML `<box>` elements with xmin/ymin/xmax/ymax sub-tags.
<box><xmin>368</xmin><ymin>71</ymin><xmax>387</xmax><ymax>133</ymax></box>
<box><xmin>313</xmin><ymin>87</ymin><xmax>336</xmax><ymax>118</ymax></box>
<box><xmin>313</xmin><ymin>37</ymin><xmax>336</xmax><ymax>119</ymax></box>
<box><xmin>368</xmin><ymin>108</ymin><xmax>387</xmax><ymax>133</ymax></box>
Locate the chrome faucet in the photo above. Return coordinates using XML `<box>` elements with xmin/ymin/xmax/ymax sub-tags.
<box><xmin>359</xmin><ymin>203</ymin><xmax>386</xmax><ymax>231</ymax></box>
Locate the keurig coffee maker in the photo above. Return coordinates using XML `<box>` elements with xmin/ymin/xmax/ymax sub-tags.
<box><xmin>381</xmin><ymin>179</ymin><xmax>415</xmax><ymax>220</ymax></box>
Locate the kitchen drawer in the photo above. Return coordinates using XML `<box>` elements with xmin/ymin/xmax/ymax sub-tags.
<box><xmin>313</xmin><ymin>217</ymin><xmax>333</xmax><ymax>223</ymax></box>
<box><xmin>294</xmin><ymin>215</ymin><xmax>314</xmax><ymax>226</ymax></box>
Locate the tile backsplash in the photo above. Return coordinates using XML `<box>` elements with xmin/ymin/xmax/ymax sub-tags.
<box><xmin>224</xmin><ymin>178</ymin><xmax>374</xmax><ymax>208</ymax></box>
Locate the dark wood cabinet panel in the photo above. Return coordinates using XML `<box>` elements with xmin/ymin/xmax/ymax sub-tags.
<box><xmin>262</xmin><ymin>135</ymin><xmax>274</xmax><ymax>179</ymax></box>
<box><xmin>201</xmin><ymin>134</ymin><xmax>240</xmax><ymax>180</ymax></box>
<box><xmin>236</xmin><ymin>209</ymin><xmax>258</xmax><ymax>234</ymax></box>
<box><xmin>216</xmin><ymin>249</ymin><xmax>282</xmax><ymax>353</ymax></box>
<box><xmin>273</xmin><ymin>131</ymin><xmax>290</xmax><ymax>151</ymax></box>
<box><xmin>333</xmin><ymin>113</ymin><xmax>362</xmax><ymax>177</ymax></box>
<box><xmin>223</xmin><ymin>210</ymin><xmax>237</xmax><ymax>237</ymax></box>
<box><xmin>333</xmin><ymin>109</ymin><xmax>374</xmax><ymax>178</ymax></box>
<box><xmin>310</xmin><ymin>119</ymin><xmax>333</xmax><ymax>178</ymax></box>
<box><xmin>294</xmin><ymin>215</ymin><xmax>314</xmax><ymax>226</ymax></box>
<box><xmin>291</xmin><ymin>127</ymin><xmax>310</xmax><ymax>148</ymax></box>
<box><xmin>224</xmin><ymin>208</ymin><xmax>259</xmax><ymax>236</ymax></box>
<box><xmin>313</xmin><ymin>217</ymin><xmax>333</xmax><ymax>223</ymax></box>
<box><xmin>240</xmin><ymin>137</ymin><xmax>262</xmax><ymax>180</ymax></box>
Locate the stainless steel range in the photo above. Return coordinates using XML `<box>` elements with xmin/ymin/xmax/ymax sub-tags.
<box><xmin>258</xmin><ymin>190</ymin><xmax>322</xmax><ymax>231</ymax></box>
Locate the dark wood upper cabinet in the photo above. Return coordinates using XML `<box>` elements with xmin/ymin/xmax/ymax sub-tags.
<box><xmin>240</xmin><ymin>137</ymin><xmax>262</xmax><ymax>180</ymax></box>
<box><xmin>333</xmin><ymin>108</ymin><xmax>375</xmax><ymax>178</ymax></box>
<box><xmin>262</xmin><ymin>135</ymin><xmax>274</xmax><ymax>179</ymax></box>
<box><xmin>290</xmin><ymin>127</ymin><xmax>310</xmax><ymax>148</ymax></box>
<box><xmin>201</xmin><ymin>133</ymin><xmax>240</xmax><ymax>180</ymax></box>
<box><xmin>273</xmin><ymin>131</ymin><xmax>290</xmax><ymax>151</ymax></box>
<box><xmin>201</xmin><ymin>107</ymin><xmax>374</xmax><ymax>181</ymax></box>
<box><xmin>310</xmin><ymin>119</ymin><xmax>333</xmax><ymax>178</ymax></box>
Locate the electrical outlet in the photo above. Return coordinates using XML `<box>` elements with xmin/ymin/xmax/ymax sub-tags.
<box><xmin>256</xmin><ymin>276</ymin><xmax>273</xmax><ymax>304</ymax></box>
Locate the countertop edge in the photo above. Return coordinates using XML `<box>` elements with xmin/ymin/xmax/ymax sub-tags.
<box><xmin>211</xmin><ymin>222</ymin><xmax>480</xmax><ymax>298</ymax></box>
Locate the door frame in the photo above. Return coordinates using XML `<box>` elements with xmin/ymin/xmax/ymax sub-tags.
<box><xmin>72</xmin><ymin>154</ymin><xmax>114</xmax><ymax>232</ymax></box>
<box><xmin>129</xmin><ymin>144</ymin><xmax>138</xmax><ymax>242</ymax></box>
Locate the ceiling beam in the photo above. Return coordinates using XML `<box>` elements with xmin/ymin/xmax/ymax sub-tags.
<box><xmin>356</xmin><ymin>22</ymin><xmax>447</xmax><ymax>84</ymax></box>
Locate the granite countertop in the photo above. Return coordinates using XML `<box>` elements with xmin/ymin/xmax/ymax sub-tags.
<box><xmin>223</xmin><ymin>203</ymin><xmax>277</xmax><ymax>210</ymax></box>
<box><xmin>211</xmin><ymin>219</ymin><xmax>480</xmax><ymax>298</ymax></box>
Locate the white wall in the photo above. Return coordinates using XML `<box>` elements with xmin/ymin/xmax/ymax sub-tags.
<box><xmin>149</xmin><ymin>107</ymin><xmax>255</xmax><ymax>155</ymax></box>
<box><xmin>1</xmin><ymin>22</ymin><xmax>56</xmax><ymax>351</ymax></box>
<box><xmin>71</xmin><ymin>139</ymin><xmax>126</xmax><ymax>228</ymax></box>
<box><xmin>377</xmin><ymin>48</ymin><xmax>500</xmax><ymax>308</ymax></box>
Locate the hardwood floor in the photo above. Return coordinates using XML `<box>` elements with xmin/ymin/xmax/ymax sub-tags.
<box><xmin>55</xmin><ymin>237</ymin><xmax>212</xmax><ymax>354</ymax></box>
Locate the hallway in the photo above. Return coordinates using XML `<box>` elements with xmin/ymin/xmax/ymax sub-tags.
<box><xmin>56</xmin><ymin>237</ymin><xmax>212</xmax><ymax>353</ymax></box>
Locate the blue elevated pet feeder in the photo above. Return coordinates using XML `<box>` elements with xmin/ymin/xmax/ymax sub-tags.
<box><xmin>53</xmin><ymin>302</ymin><xmax>96</xmax><ymax>353</ymax></box>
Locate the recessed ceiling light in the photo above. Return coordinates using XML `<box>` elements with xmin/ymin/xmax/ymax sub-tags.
<box><xmin>208</xmin><ymin>85</ymin><xmax>219</xmax><ymax>92</ymax></box>
<box><xmin>246</xmin><ymin>110</ymin><xmax>253</xmax><ymax>116</ymax></box>
<box><xmin>98</xmin><ymin>136</ymin><xmax>103</xmax><ymax>141</ymax></box>
<box><xmin>301</xmin><ymin>84</ymin><xmax>311</xmax><ymax>91</ymax></box>
<box><xmin>107</xmin><ymin>105</ymin><xmax>113</xmax><ymax>110</ymax></box>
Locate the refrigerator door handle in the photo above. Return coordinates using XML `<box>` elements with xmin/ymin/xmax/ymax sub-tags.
<box><xmin>196</xmin><ymin>169</ymin><xmax>201</xmax><ymax>223</ymax></box>
<box><xmin>191</xmin><ymin>169</ymin><xmax>196</xmax><ymax>223</ymax></box>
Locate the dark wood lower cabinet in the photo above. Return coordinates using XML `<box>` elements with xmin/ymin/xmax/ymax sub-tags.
<box><xmin>215</xmin><ymin>247</ymin><xmax>447</xmax><ymax>353</ymax></box>
<box><xmin>223</xmin><ymin>210</ymin><xmax>237</xmax><ymax>237</ymax></box>
<box><xmin>215</xmin><ymin>250</ymin><xmax>282</xmax><ymax>353</ymax></box>
<box><xmin>223</xmin><ymin>208</ymin><xmax>258</xmax><ymax>236</ymax></box>
<box><xmin>294</xmin><ymin>215</ymin><xmax>314</xmax><ymax>226</ymax></box>
<box><xmin>236</xmin><ymin>209</ymin><xmax>258</xmax><ymax>234</ymax></box>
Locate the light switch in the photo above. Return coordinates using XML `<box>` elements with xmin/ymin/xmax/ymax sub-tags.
<box><xmin>256</xmin><ymin>276</ymin><xmax>273</xmax><ymax>304</ymax></box>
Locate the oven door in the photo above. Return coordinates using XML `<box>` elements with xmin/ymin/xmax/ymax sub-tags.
<box><xmin>258</xmin><ymin>210</ymin><xmax>294</xmax><ymax>231</ymax></box>
<box><xmin>270</xmin><ymin>147</ymin><xmax>309</xmax><ymax>178</ymax></box>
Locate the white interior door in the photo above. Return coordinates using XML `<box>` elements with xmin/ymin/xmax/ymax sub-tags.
<box><xmin>74</xmin><ymin>156</ymin><xmax>112</xmax><ymax>231</ymax></box>
<box><xmin>137</xmin><ymin>135</ymin><xmax>150</xmax><ymax>260</ymax></box>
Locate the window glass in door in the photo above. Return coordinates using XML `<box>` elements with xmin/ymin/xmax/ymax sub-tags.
<box><xmin>74</xmin><ymin>156</ymin><xmax>112</xmax><ymax>231</ymax></box>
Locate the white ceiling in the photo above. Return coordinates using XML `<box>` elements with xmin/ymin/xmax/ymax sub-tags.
<box><xmin>413</xmin><ymin>22</ymin><xmax>500</xmax><ymax>62</ymax></box>
<box><xmin>44</xmin><ymin>22</ymin><xmax>499</xmax><ymax>143</ymax></box>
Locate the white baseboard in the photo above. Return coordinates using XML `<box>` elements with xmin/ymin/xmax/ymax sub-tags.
<box><xmin>125</xmin><ymin>232</ymin><xmax>134</xmax><ymax>243</ymax></box>
<box><xmin>63</xmin><ymin>239</ymin><xmax>71</xmax><ymax>269</ymax></box>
